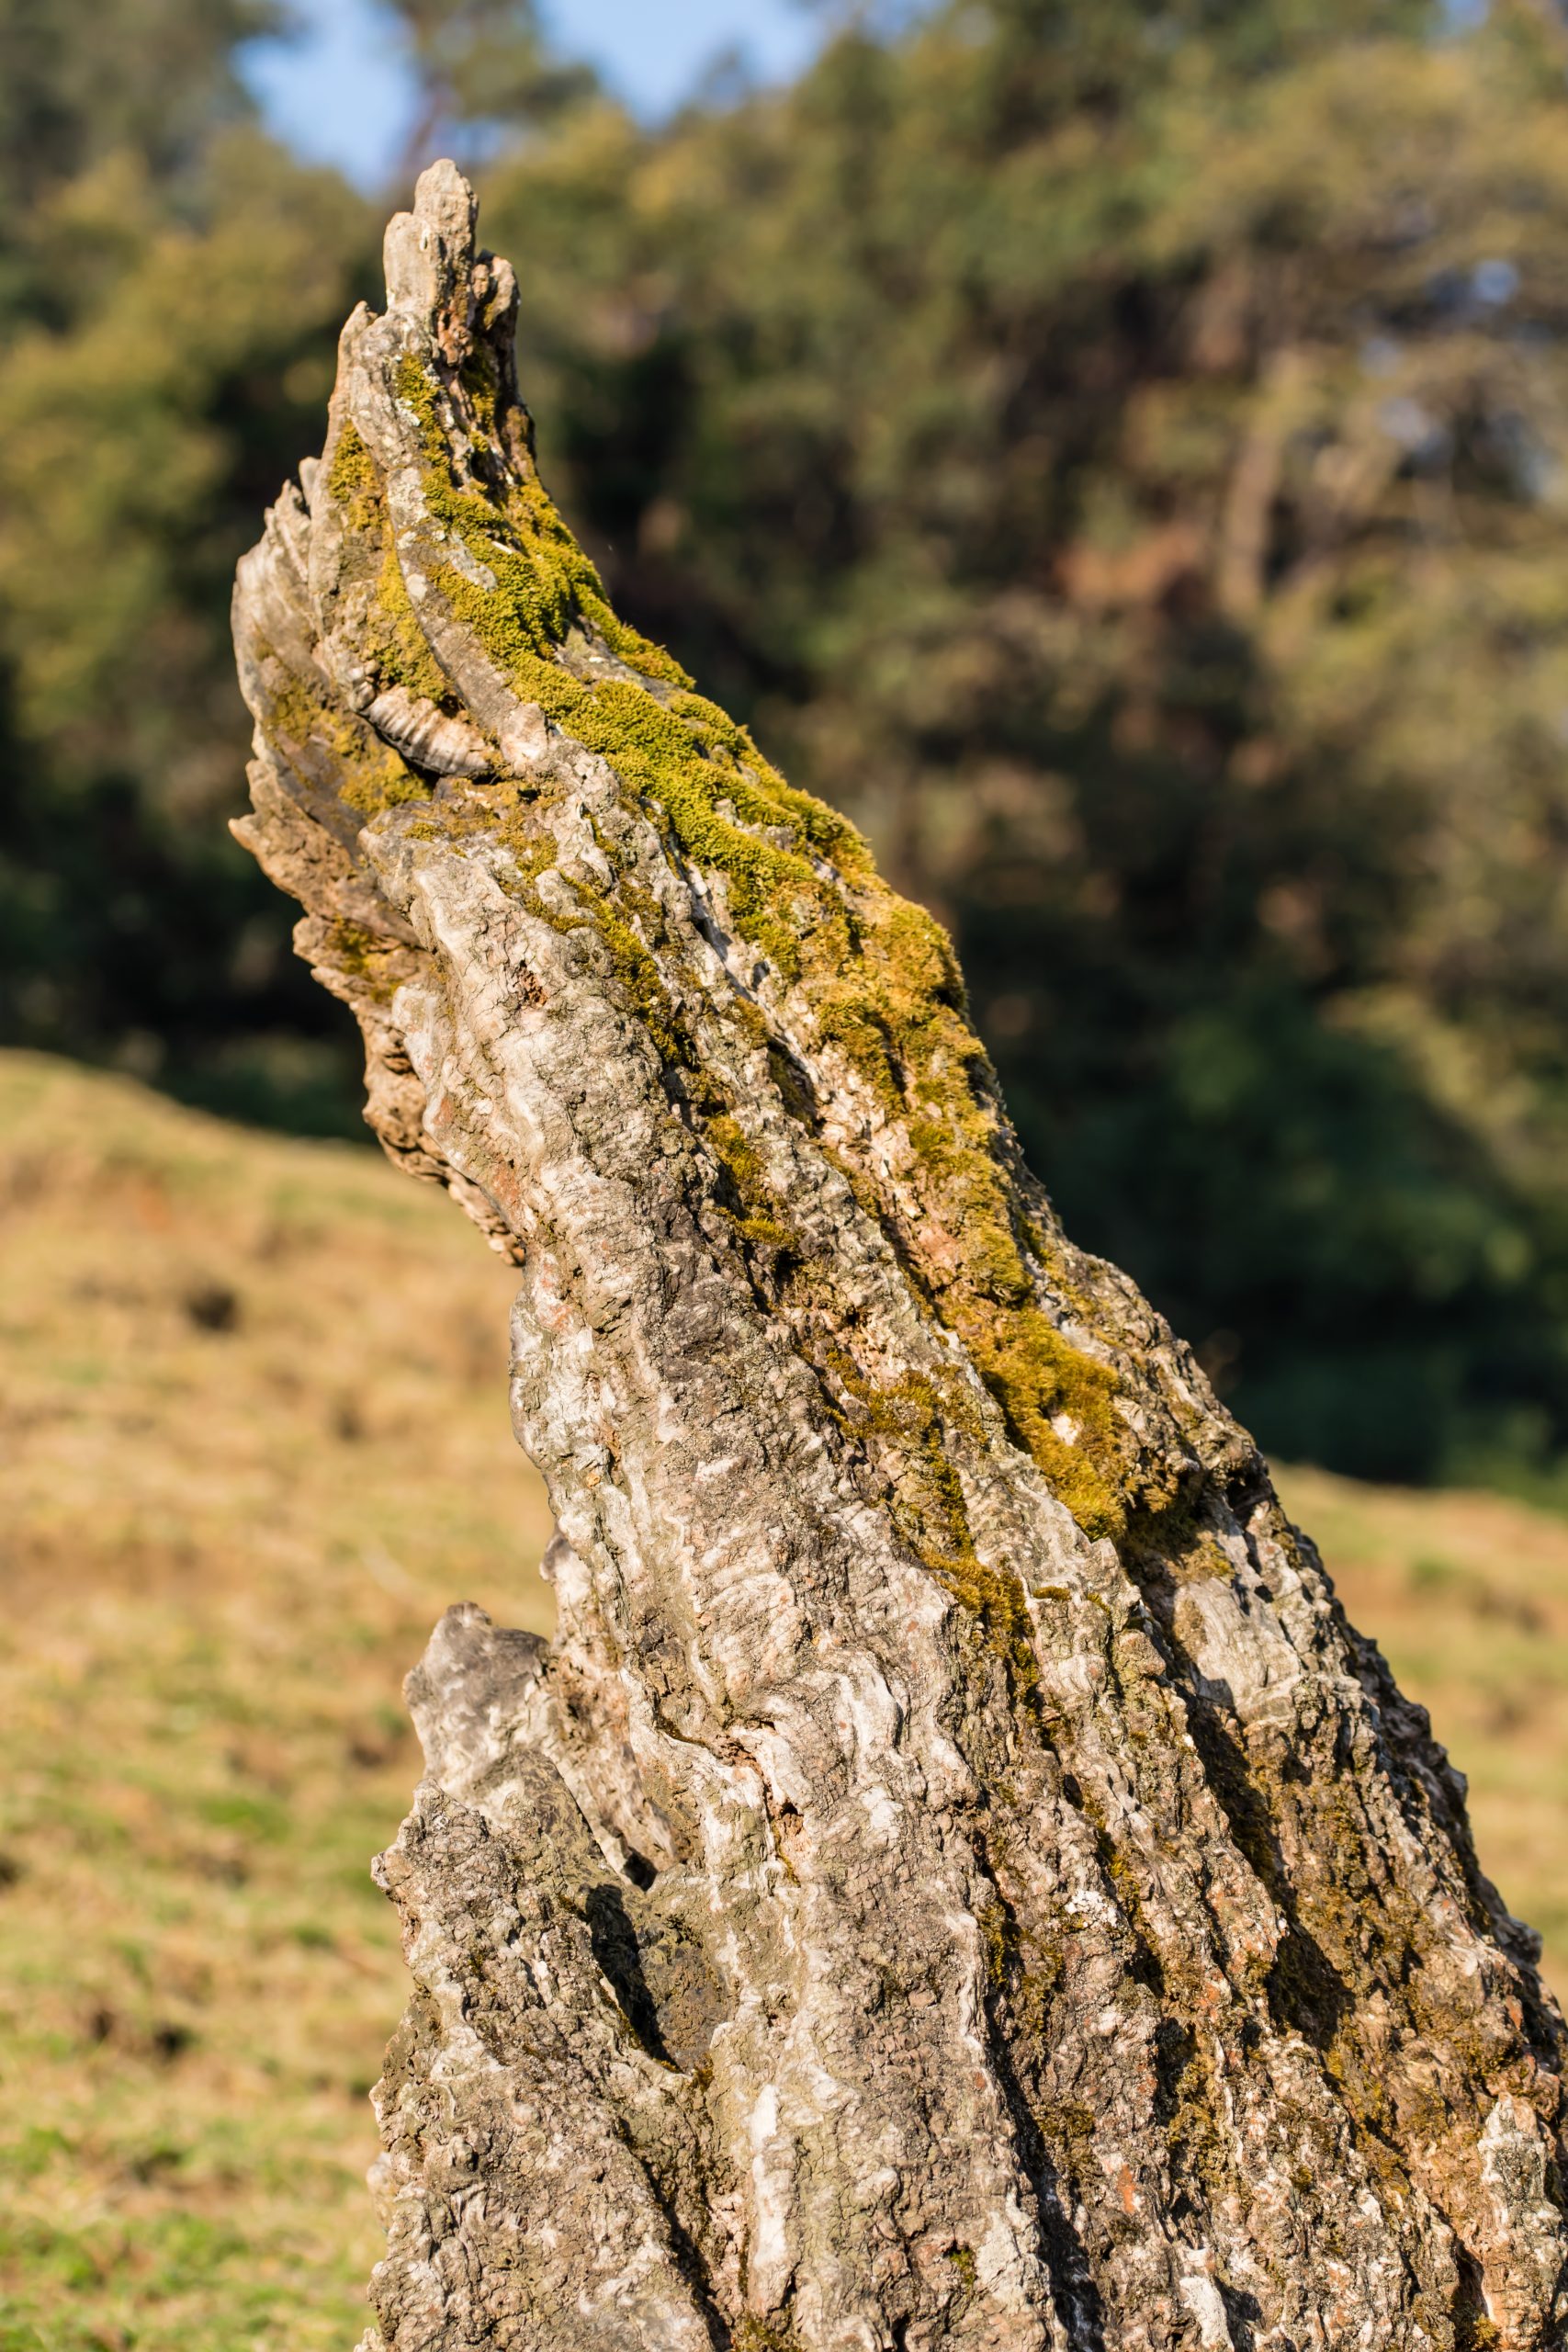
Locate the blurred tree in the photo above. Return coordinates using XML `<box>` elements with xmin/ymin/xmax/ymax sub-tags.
<box><xmin>0</xmin><ymin>0</ymin><xmax>278</xmax><ymax>232</ymax></box>
<box><xmin>0</xmin><ymin>0</ymin><xmax>377</xmax><ymax>1130</ymax></box>
<box><xmin>382</xmin><ymin>0</ymin><xmax>596</xmax><ymax>169</ymax></box>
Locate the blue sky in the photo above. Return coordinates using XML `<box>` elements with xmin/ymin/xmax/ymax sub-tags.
<box><xmin>242</xmin><ymin>0</ymin><xmax>829</xmax><ymax>189</ymax></box>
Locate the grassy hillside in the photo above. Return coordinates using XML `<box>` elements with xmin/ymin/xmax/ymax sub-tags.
<box><xmin>0</xmin><ymin>1052</ymin><xmax>553</xmax><ymax>2352</ymax></box>
<box><xmin>1</xmin><ymin>1050</ymin><xmax>1565</xmax><ymax>2348</ymax></box>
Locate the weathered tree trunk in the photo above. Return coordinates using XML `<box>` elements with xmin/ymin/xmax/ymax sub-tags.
<box><xmin>231</xmin><ymin>164</ymin><xmax>1568</xmax><ymax>2351</ymax></box>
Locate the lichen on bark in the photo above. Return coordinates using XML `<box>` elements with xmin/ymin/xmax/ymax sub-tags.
<box><xmin>232</xmin><ymin>164</ymin><xmax>1568</xmax><ymax>2350</ymax></box>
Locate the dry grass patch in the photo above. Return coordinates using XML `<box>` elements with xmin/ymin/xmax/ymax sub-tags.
<box><xmin>1</xmin><ymin>1050</ymin><xmax>1565</xmax><ymax>2346</ymax></box>
<box><xmin>0</xmin><ymin>1051</ymin><xmax>552</xmax><ymax>2351</ymax></box>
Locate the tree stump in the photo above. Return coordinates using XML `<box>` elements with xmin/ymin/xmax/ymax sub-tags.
<box><xmin>231</xmin><ymin>164</ymin><xmax>1568</xmax><ymax>2350</ymax></box>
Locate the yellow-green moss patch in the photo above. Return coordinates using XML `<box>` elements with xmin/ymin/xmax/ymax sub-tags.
<box><xmin>359</xmin><ymin>347</ymin><xmax>1136</xmax><ymax>1540</ymax></box>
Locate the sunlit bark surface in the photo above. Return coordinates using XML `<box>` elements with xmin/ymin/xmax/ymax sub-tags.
<box><xmin>232</xmin><ymin>164</ymin><xmax>1568</xmax><ymax>2352</ymax></box>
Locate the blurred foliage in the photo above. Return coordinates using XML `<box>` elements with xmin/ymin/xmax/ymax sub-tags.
<box><xmin>386</xmin><ymin>0</ymin><xmax>596</xmax><ymax>159</ymax></box>
<box><xmin>0</xmin><ymin>0</ymin><xmax>378</xmax><ymax>1133</ymax></box>
<box><xmin>4</xmin><ymin>0</ymin><xmax>1568</xmax><ymax>1480</ymax></box>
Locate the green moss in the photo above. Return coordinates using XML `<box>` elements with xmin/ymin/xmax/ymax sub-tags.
<box><xmin>819</xmin><ymin>1350</ymin><xmax>1039</xmax><ymax>1695</ymax></box>
<box><xmin>474</xmin><ymin>788</ymin><xmax>803</xmax><ymax>1263</ymax></box>
<box><xmin>394</xmin><ymin>356</ymin><xmax>690</xmax><ymax>687</ymax></box>
<box><xmin>323</xmin><ymin>418</ymin><xmax>452</xmax><ymax>709</ymax></box>
<box><xmin>1122</xmin><ymin>1487</ymin><xmax>1235</xmax><ymax>1585</ymax></box>
<box><xmin>323</xmin><ymin>922</ymin><xmax>406</xmax><ymax>1003</ymax></box>
<box><xmin>1043</xmin><ymin>2100</ymin><xmax>1100</xmax><ymax>2202</ymax></box>
<box><xmin>325</xmin><ymin>415</ymin><xmax>378</xmax><ymax>509</ymax></box>
<box><xmin>375</xmin><ymin>343</ymin><xmax>1137</xmax><ymax>1540</ymax></box>
<box><xmin>704</xmin><ymin>1114</ymin><xmax>799</xmax><ymax>1255</ymax></box>
<box><xmin>389</xmin><ymin>353</ymin><xmax>882</xmax><ymax>988</ymax></box>
<box><xmin>968</xmin><ymin>1309</ymin><xmax>1124</xmax><ymax>1542</ymax></box>
<box><xmin>810</xmin><ymin>887</ymin><xmax>1127</xmax><ymax>1536</ymax></box>
<box><xmin>796</xmin><ymin>887</ymin><xmax>1132</xmax><ymax>1535</ymax></box>
<box><xmin>257</xmin><ymin>653</ymin><xmax>427</xmax><ymax>818</ymax></box>
<box><xmin>732</xmin><ymin>2323</ymin><xmax>802</xmax><ymax>2352</ymax></box>
<box><xmin>817</xmin><ymin>989</ymin><xmax>907</xmax><ymax>1120</ymax></box>
<box><xmin>1163</xmin><ymin>2026</ymin><xmax>1234</xmax><ymax>2207</ymax></box>
<box><xmin>1102</xmin><ymin>1840</ymin><xmax>1146</xmax><ymax>1932</ymax></box>
<box><xmin>340</xmin><ymin>748</ymin><xmax>434</xmax><ymax>817</ymax></box>
<box><xmin>977</xmin><ymin>1894</ymin><xmax>1020</xmax><ymax>1992</ymax></box>
<box><xmin>370</xmin><ymin>544</ymin><xmax>452</xmax><ymax>707</ymax></box>
<box><xmin>457</xmin><ymin>347</ymin><xmax>500</xmax><ymax>443</ymax></box>
<box><xmin>563</xmin><ymin>872</ymin><xmax>696</xmax><ymax>1080</ymax></box>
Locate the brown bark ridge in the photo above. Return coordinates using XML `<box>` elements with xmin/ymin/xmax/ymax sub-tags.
<box><xmin>231</xmin><ymin>163</ymin><xmax>1568</xmax><ymax>2351</ymax></box>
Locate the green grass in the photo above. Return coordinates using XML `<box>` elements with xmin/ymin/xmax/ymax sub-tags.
<box><xmin>0</xmin><ymin>1052</ymin><xmax>553</xmax><ymax>2351</ymax></box>
<box><xmin>1</xmin><ymin>1048</ymin><xmax>1565</xmax><ymax>2345</ymax></box>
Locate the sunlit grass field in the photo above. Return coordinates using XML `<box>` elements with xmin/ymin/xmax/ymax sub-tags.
<box><xmin>0</xmin><ymin>1053</ymin><xmax>552</xmax><ymax>2351</ymax></box>
<box><xmin>2</xmin><ymin>1048</ymin><xmax>1565</xmax><ymax>2349</ymax></box>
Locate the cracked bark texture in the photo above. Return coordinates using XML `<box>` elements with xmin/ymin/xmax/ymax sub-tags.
<box><xmin>231</xmin><ymin>164</ymin><xmax>1568</xmax><ymax>2352</ymax></box>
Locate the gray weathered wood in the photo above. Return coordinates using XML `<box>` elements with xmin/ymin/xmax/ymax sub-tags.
<box><xmin>232</xmin><ymin>163</ymin><xmax>1568</xmax><ymax>2350</ymax></box>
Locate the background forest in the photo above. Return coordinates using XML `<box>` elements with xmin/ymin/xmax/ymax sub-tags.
<box><xmin>6</xmin><ymin>0</ymin><xmax>1568</xmax><ymax>1490</ymax></box>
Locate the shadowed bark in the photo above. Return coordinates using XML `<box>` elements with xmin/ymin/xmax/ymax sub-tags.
<box><xmin>231</xmin><ymin>163</ymin><xmax>1568</xmax><ymax>2351</ymax></box>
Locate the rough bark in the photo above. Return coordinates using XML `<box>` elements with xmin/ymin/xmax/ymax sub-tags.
<box><xmin>231</xmin><ymin>164</ymin><xmax>1568</xmax><ymax>2351</ymax></box>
